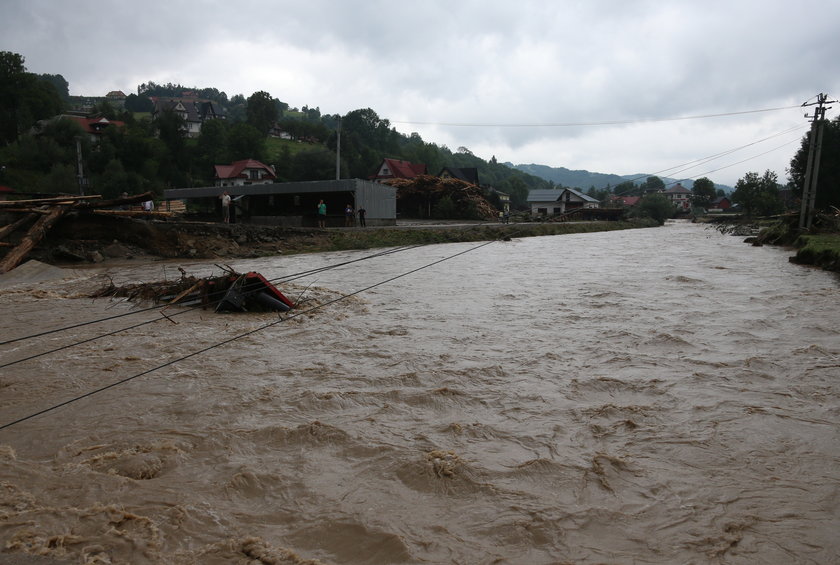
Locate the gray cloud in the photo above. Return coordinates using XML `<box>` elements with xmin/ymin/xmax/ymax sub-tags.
<box><xmin>2</xmin><ymin>0</ymin><xmax>838</xmax><ymax>186</ymax></box>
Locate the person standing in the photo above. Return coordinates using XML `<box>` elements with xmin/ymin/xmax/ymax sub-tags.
<box><xmin>317</xmin><ymin>199</ymin><xmax>327</xmax><ymax>228</ymax></box>
<box><xmin>220</xmin><ymin>191</ymin><xmax>231</xmax><ymax>223</ymax></box>
<box><xmin>344</xmin><ymin>203</ymin><xmax>354</xmax><ymax>227</ymax></box>
<box><xmin>357</xmin><ymin>207</ymin><xmax>366</xmax><ymax>227</ymax></box>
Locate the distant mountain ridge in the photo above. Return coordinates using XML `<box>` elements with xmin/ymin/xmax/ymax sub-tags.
<box><xmin>509</xmin><ymin>163</ymin><xmax>733</xmax><ymax>193</ymax></box>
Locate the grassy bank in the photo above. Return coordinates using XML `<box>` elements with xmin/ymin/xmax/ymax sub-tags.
<box><xmin>297</xmin><ymin>220</ymin><xmax>657</xmax><ymax>254</ymax></box>
<box><xmin>702</xmin><ymin>213</ymin><xmax>840</xmax><ymax>273</ymax></box>
<box><xmin>790</xmin><ymin>233</ymin><xmax>840</xmax><ymax>271</ymax></box>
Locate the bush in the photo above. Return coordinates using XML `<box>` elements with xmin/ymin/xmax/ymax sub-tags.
<box><xmin>631</xmin><ymin>193</ymin><xmax>673</xmax><ymax>225</ymax></box>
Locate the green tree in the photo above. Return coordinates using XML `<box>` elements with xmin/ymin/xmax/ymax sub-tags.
<box><xmin>246</xmin><ymin>90</ymin><xmax>277</xmax><ymax>135</ymax></box>
<box><xmin>788</xmin><ymin>116</ymin><xmax>840</xmax><ymax>211</ymax></box>
<box><xmin>732</xmin><ymin>170</ymin><xmax>783</xmax><ymax>216</ymax></box>
<box><xmin>640</xmin><ymin>176</ymin><xmax>665</xmax><ymax>193</ymax></box>
<box><xmin>125</xmin><ymin>93</ymin><xmax>154</xmax><ymax>112</ymax></box>
<box><xmin>0</xmin><ymin>51</ymin><xmax>63</xmax><ymax>144</ymax></box>
<box><xmin>289</xmin><ymin>149</ymin><xmax>336</xmax><ymax>181</ymax></box>
<box><xmin>228</xmin><ymin>122</ymin><xmax>266</xmax><ymax>162</ymax></box>
<box><xmin>691</xmin><ymin>177</ymin><xmax>717</xmax><ymax>208</ymax></box>
<box><xmin>38</xmin><ymin>74</ymin><xmax>69</xmax><ymax>101</ymax></box>
<box><xmin>614</xmin><ymin>180</ymin><xmax>640</xmax><ymax>196</ymax></box>
<box><xmin>632</xmin><ymin>193</ymin><xmax>673</xmax><ymax>225</ymax></box>
<box><xmin>195</xmin><ymin>118</ymin><xmax>229</xmax><ymax>179</ymax></box>
<box><xmin>501</xmin><ymin>177</ymin><xmax>528</xmax><ymax>209</ymax></box>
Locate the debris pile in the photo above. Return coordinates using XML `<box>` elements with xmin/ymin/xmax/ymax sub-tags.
<box><xmin>0</xmin><ymin>192</ymin><xmax>157</xmax><ymax>273</ymax></box>
<box><xmin>385</xmin><ymin>175</ymin><xmax>498</xmax><ymax>219</ymax></box>
<box><xmin>91</xmin><ymin>266</ymin><xmax>294</xmax><ymax>313</ymax></box>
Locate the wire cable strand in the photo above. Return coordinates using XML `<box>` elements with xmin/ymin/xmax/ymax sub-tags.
<box><xmin>391</xmin><ymin>105</ymin><xmax>801</xmax><ymax>128</ymax></box>
<box><xmin>0</xmin><ymin>244</ymin><xmax>424</xmax><ymax>350</ymax></box>
<box><xmin>0</xmin><ymin>238</ymin><xmax>497</xmax><ymax>431</ymax></box>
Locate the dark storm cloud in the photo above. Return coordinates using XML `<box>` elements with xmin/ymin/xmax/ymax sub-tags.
<box><xmin>2</xmin><ymin>0</ymin><xmax>838</xmax><ymax>185</ymax></box>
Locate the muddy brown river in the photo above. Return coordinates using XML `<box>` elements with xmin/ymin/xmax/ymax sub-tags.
<box><xmin>1</xmin><ymin>221</ymin><xmax>838</xmax><ymax>564</ymax></box>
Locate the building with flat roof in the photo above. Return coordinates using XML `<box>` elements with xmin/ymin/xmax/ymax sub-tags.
<box><xmin>164</xmin><ymin>179</ymin><xmax>396</xmax><ymax>227</ymax></box>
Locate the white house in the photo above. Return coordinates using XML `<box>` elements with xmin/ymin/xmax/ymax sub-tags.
<box><xmin>214</xmin><ymin>159</ymin><xmax>276</xmax><ymax>187</ymax></box>
<box><xmin>527</xmin><ymin>188</ymin><xmax>600</xmax><ymax>216</ymax></box>
<box><xmin>662</xmin><ymin>183</ymin><xmax>692</xmax><ymax>211</ymax></box>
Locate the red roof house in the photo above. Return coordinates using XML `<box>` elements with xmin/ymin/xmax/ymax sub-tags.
<box><xmin>65</xmin><ymin>116</ymin><xmax>125</xmax><ymax>141</ymax></box>
<box><xmin>214</xmin><ymin>159</ymin><xmax>277</xmax><ymax>187</ymax></box>
<box><xmin>370</xmin><ymin>158</ymin><xmax>427</xmax><ymax>181</ymax></box>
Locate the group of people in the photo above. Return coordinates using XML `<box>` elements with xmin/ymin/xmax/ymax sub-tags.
<box><xmin>318</xmin><ymin>200</ymin><xmax>366</xmax><ymax>228</ymax></box>
<box><xmin>215</xmin><ymin>192</ymin><xmax>368</xmax><ymax>227</ymax></box>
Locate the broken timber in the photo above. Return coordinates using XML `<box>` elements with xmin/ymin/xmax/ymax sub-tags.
<box><xmin>0</xmin><ymin>207</ymin><xmax>68</xmax><ymax>273</ymax></box>
<box><xmin>0</xmin><ymin>191</ymin><xmax>154</xmax><ymax>273</ymax></box>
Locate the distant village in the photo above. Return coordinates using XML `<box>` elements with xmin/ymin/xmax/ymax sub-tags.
<box><xmin>5</xmin><ymin>89</ymin><xmax>734</xmax><ymax>229</ymax></box>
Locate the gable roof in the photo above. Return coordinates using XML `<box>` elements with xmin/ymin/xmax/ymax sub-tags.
<box><xmin>664</xmin><ymin>183</ymin><xmax>692</xmax><ymax>194</ymax></box>
<box><xmin>563</xmin><ymin>187</ymin><xmax>600</xmax><ymax>202</ymax></box>
<box><xmin>64</xmin><ymin>115</ymin><xmax>125</xmax><ymax>135</ymax></box>
<box><xmin>439</xmin><ymin>167</ymin><xmax>479</xmax><ymax>185</ymax></box>
<box><xmin>527</xmin><ymin>189</ymin><xmax>563</xmax><ymax>202</ymax></box>
<box><xmin>371</xmin><ymin>158</ymin><xmax>427</xmax><ymax>180</ymax></box>
<box><xmin>214</xmin><ymin>159</ymin><xmax>276</xmax><ymax>180</ymax></box>
<box><xmin>527</xmin><ymin>187</ymin><xmax>599</xmax><ymax>203</ymax></box>
<box><xmin>610</xmin><ymin>195</ymin><xmax>640</xmax><ymax>206</ymax></box>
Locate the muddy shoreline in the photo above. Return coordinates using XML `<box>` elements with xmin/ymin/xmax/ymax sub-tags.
<box><xmin>21</xmin><ymin>213</ymin><xmax>654</xmax><ymax>267</ymax></box>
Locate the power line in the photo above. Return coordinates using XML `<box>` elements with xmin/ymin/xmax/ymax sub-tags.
<box><xmin>391</xmin><ymin>105</ymin><xmax>801</xmax><ymax>128</ymax></box>
<box><xmin>610</xmin><ymin>125</ymin><xmax>808</xmax><ymax>195</ymax></box>
<box><xmin>0</xmin><ymin>244</ymin><xmax>423</xmax><ymax>353</ymax></box>
<box><xmin>0</xmin><ymin>238</ymin><xmax>498</xmax><ymax>432</ymax></box>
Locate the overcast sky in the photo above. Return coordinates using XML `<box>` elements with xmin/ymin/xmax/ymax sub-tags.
<box><xmin>2</xmin><ymin>0</ymin><xmax>838</xmax><ymax>186</ymax></box>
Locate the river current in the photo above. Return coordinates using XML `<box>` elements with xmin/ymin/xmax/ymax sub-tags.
<box><xmin>0</xmin><ymin>221</ymin><xmax>838</xmax><ymax>564</ymax></box>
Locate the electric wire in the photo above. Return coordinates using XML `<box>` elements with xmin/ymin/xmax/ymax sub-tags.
<box><xmin>391</xmin><ymin>105</ymin><xmax>801</xmax><ymax>128</ymax></box>
<box><xmin>610</xmin><ymin>124</ymin><xmax>809</xmax><ymax>196</ymax></box>
<box><xmin>0</xmin><ymin>244</ymin><xmax>423</xmax><ymax>349</ymax></box>
<box><xmin>0</xmin><ymin>245</ymin><xmax>426</xmax><ymax>369</ymax></box>
<box><xmin>0</xmin><ymin>238</ymin><xmax>498</xmax><ymax>432</ymax></box>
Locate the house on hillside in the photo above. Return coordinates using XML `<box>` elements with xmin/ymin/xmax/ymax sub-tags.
<box><xmin>105</xmin><ymin>90</ymin><xmax>127</xmax><ymax>108</ymax></box>
<box><xmin>662</xmin><ymin>183</ymin><xmax>692</xmax><ymax>212</ymax></box>
<box><xmin>708</xmin><ymin>196</ymin><xmax>732</xmax><ymax>212</ymax></box>
<box><xmin>527</xmin><ymin>188</ymin><xmax>600</xmax><ymax>216</ymax></box>
<box><xmin>608</xmin><ymin>195</ymin><xmax>641</xmax><ymax>207</ymax></box>
<box><xmin>438</xmin><ymin>167</ymin><xmax>480</xmax><ymax>186</ymax></box>
<box><xmin>152</xmin><ymin>97</ymin><xmax>224</xmax><ymax>138</ymax></box>
<box><xmin>215</xmin><ymin>159</ymin><xmax>277</xmax><ymax>187</ymax></box>
<box><xmin>370</xmin><ymin>158</ymin><xmax>427</xmax><ymax>181</ymax></box>
<box><xmin>60</xmin><ymin>115</ymin><xmax>125</xmax><ymax>143</ymax></box>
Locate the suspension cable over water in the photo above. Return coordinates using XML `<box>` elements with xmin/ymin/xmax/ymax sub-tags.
<box><xmin>0</xmin><ymin>244</ymin><xmax>425</xmax><ymax>356</ymax></box>
<box><xmin>0</xmin><ymin>238</ymin><xmax>499</xmax><ymax>432</ymax></box>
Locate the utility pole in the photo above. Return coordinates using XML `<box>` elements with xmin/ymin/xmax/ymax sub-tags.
<box><xmin>75</xmin><ymin>136</ymin><xmax>85</xmax><ymax>196</ymax></box>
<box><xmin>799</xmin><ymin>93</ymin><xmax>836</xmax><ymax>230</ymax></box>
<box><xmin>335</xmin><ymin>115</ymin><xmax>341</xmax><ymax>180</ymax></box>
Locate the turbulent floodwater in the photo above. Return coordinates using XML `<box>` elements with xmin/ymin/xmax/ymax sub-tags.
<box><xmin>0</xmin><ymin>221</ymin><xmax>839</xmax><ymax>564</ymax></box>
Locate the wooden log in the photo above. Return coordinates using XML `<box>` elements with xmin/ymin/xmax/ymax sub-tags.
<box><xmin>0</xmin><ymin>213</ymin><xmax>38</xmax><ymax>240</ymax></box>
<box><xmin>75</xmin><ymin>191</ymin><xmax>153</xmax><ymax>210</ymax></box>
<box><xmin>0</xmin><ymin>207</ymin><xmax>67</xmax><ymax>273</ymax></box>
<box><xmin>0</xmin><ymin>195</ymin><xmax>101</xmax><ymax>207</ymax></box>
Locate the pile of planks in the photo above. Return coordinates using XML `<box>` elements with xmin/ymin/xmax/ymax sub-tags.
<box><xmin>386</xmin><ymin>175</ymin><xmax>498</xmax><ymax>219</ymax></box>
<box><xmin>0</xmin><ymin>192</ymin><xmax>154</xmax><ymax>273</ymax></box>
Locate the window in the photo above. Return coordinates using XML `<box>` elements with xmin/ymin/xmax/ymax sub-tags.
<box><xmin>249</xmin><ymin>169</ymin><xmax>260</xmax><ymax>180</ymax></box>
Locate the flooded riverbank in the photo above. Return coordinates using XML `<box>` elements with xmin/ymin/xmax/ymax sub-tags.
<box><xmin>1</xmin><ymin>221</ymin><xmax>838</xmax><ymax>564</ymax></box>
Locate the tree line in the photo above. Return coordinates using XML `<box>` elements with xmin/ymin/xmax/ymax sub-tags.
<box><xmin>0</xmin><ymin>51</ymin><xmax>550</xmax><ymax>208</ymax></box>
<box><xmin>2</xmin><ymin>50</ymin><xmax>838</xmax><ymax>219</ymax></box>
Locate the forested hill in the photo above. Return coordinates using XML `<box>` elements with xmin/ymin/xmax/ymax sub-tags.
<box><xmin>511</xmin><ymin>163</ymin><xmax>733</xmax><ymax>193</ymax></box>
